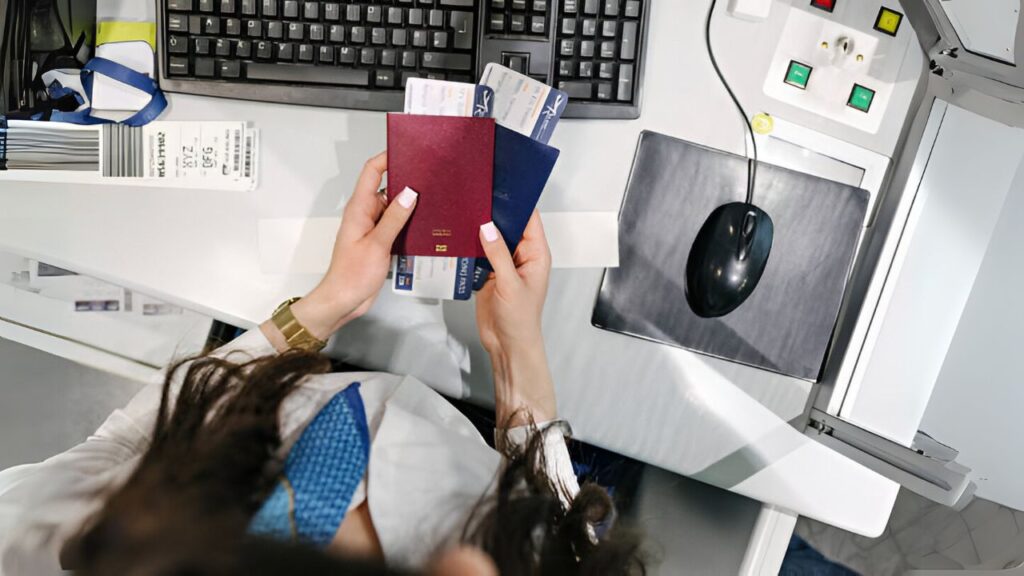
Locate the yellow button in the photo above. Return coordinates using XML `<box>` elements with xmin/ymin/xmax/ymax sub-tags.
<box><xmin>875</xmin><ymin>7</ymin><xmax>903</xmax><ymax>36</ymax></box>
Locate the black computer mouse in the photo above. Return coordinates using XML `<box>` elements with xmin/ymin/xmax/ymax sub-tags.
<box><xmin>685</xmin><ymin>202</ymin><xmax>774</xmax><ymax>318</ymax></box>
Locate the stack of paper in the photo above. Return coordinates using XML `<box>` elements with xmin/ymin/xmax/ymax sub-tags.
<box><xmin>0</xmin><ymin>120</ymin><xmax>100</xmax><ymax>171</ymax></box>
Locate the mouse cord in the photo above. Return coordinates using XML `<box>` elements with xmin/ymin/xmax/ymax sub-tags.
<box><xmin>704</xmin><ymin>0</ymin><xmax>758</xmax><ymax>206</ymax></box>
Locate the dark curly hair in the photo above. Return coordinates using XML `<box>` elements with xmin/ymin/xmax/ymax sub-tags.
<box><xmin>66</xmin><ymin>350</ymin><xmax>646</xmax><ymax>575</ymax></box>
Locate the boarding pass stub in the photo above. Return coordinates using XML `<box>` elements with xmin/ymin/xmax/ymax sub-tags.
<box><xmin>144</xmin><ymin>121</ymin><xmax>255</xmax><ymax>183</ymax></box>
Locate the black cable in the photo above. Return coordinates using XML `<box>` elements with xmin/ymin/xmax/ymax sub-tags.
<box><xmin>704</xmin><ymin>0</ymin><xmax>758</xmax><ymax>206</ymax></box>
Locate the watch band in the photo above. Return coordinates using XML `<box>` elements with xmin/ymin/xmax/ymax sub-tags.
<box><xmin>272</xmin><ymin>297</ymin><xmax>327</xmax><ymax>352</ymax></box>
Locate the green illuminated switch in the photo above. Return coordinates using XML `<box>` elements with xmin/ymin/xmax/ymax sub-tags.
<box><xmin>847</xmin><ymin>84</ymin><xmax>875</xmax><ymax>112</ymax></box>
<box><xmin>784</xmin><ymin>60</ymin><xmax>812</xmax><ymax>90</ymax></box>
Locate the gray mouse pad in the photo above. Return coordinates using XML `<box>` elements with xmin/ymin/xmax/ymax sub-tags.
<box><xmin>592</xmin><ymin>131</ymin><xmax>868</xmax><ymax>381</ymax></box>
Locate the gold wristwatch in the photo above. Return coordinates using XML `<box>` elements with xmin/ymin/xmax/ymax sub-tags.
<box><xmin>271</xmin><ymin>297</ymin><xmax>327</xmax><ymax>352</ymax></box>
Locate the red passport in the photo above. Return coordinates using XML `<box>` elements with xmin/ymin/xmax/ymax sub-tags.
<box><xmin>387</xmin><ymin>114</ymin><xmax>495</xmax><ymax>258</ymax></box>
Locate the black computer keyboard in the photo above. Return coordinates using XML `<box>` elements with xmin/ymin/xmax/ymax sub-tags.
<box><xmin>157</xmin><ymin>0</ymin><xmax>650</xmax><ymax>118</ymax></box>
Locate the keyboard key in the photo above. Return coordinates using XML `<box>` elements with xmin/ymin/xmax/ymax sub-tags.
<box><xmin>194</xmin><ymin>37</ymin><xmax>212</xmax><ymax>55</ymax></box>
<box><xmin>440</xmin><ymin>0</ymin><xmax>475</xmax><ymax>5</ymax></box>
<box><xmin>221</xmin><ymin>0</ymin><xmax>237</xmax><ymax>12</ymax></box>
<box><xmin>329</xmin><ymin>25</ymin><xmax>344</xmax><ymax>42</ymax></box>
<box><xmin>215</xmin><ymin>38</ymin><xmax>233</xmax><ymax>55</ymax></box>
<box><xmin>402</xmin><ymin>51</ymin><xmax>417</xmax><ymax>67</ymax></box>
<box><xmin>596</xmin><ymin>81</ymin><xmax>612</xmax><ymax>99</ymax></box>
<box><xmin>372</xmin><ymin>27</ymin><xmax>387</xmax><ymax>44</ymax></box>
<box><xmin>583</xmin><ymin>0</ymin><xmax>598</xmax><ymax>15</ymax></box>
<box><xmin>220</xmin><ymin>59</ymin><xmax>242</xmax><ymax>78</ymax></box>
<box><xmin>381</xmin><ymin>49</ymin><xmax>397</xmax><ymax>66</ymax></box>
<box><xmin>168</xmin><ymin>56</ymin><xmax>190</xmax><ymax>75</ymax></box>
<box><xmin>346</xmin><ymin>5</ymin><xmax>361</xmax><ymax>22</ymax></box>
<box><xmin>561</xmin><ymin>18</ymin><xmax>575</xmax><ymax>35</ymax></box>
<box><xmin>226</xmin><ymin>17</ymin><xmax>242</xmax><ymax>34</ymax></box>
<box><xmin>168</xmin><ymin>0</ymin><xmax>193</xmax><ymax>10</ymax></box>
<box><xmin>512</xmin><ymin>0</ymin><xmax>526</xmax><ymax>8</ymax></box>
<box><xmin>304</xmin><ymin>2</ymin><xmax>319</xmax><ymax>19</ymax></box>
<box><xmin>530</xmin><ymin>16</ymin><xmax>545</xmax><ymax>34</ymax></box>
<box><xmin>261</xmin><ymin>0</ymin><xmax>277</xmax><ymax>17</ymax></box>
<box><xmin>599</xmin><ymin>61</ymin><xmax>615</xmax><ymax>79</ymax></box>
<box><xmin>624</xmin><ymin>0</ymin><xmax>640</xmax><ymax>17</ymax></box>
<box><xmin>603</xmin><ymin>0</ymin><xmax>618</xmax><ymax>16</ymax></box>
<box><xmin>267</xmin><ymin>20</ymin><xmax>283</xmax><ymax>38</ymax></box>
<box><xmin>432</xmin><ymin>31</ymin><xmax>449</xmax><ymax>48</ymax></box>
<box><xmin>236</xmin><ymin>39</ymin><xmax>252</xmax><ymax>57</ymax></box>
<box><xmin>351</xmin><ymin>26</ymin><xmax>366</xmax><ymax>43</ymax></box>
<box><xmin>428</xmin><ymin>9</ymin><xmax>444</xmax><ymax>27</ymax></box>
<box><xmin>189</xmin><ymin>14</ymin><xmax>203</xmax><ymax>33</ymax></box>
<box><xmin>277</xmin><ymin>42</ymin><xmax>294</xmax><ymax>60</ymax></box>
<box><xmin>492</xmin><ymin>0</ymin><xmax>506</xmax><ymax>7</ymax></box>
<box><xmin>563</xmin><ymin>0</ymin><xmax>577</xmax><ymax>13</ymax></box>
<box><xmin>558</xmin><ymin>60</ymin><xmax>573</xmax><ymax>76</ymax></box>
<box><xmin>490</xmin><ymin>14</ymin><xmax>505</xmax><ymax>32</ymax></box>
<box><xmin>241</xmin><ymin>0</ymin><xmax>257</xmax><ymax>15</ymax></box>
<box><xmin>195</xmin><ymin>57</ymin><xmax>216</xmax><ymax>77</ymax></box>
<box><xmin>533</xmin><ymin>0</ymin><xmax>547</xmax><ymax>10</ymax></box>
<box><xmin>376</xmin><ymin>69</ymin><xmax>396</xmax><ymax>87</ymax></box>
<box><xmin>402</xmin><ymin>71</ymin><xmax>422</xmax><ymax>86</ymax></box>
<box><xmin>392</xmin><ymin>28</ymin><xmax>408</xmax><ymax>45</ymax></box>
<box><xmin>366</xmin><ymin>6</ymin><xmax>383</xmax><ymax>23</ymax></box>
<box><xmin>408</xmin><ymin>9</ymin><xmax>424</xmax><ymax>25</ymax></box>
<box><xmin>257</xmin><ymin>40</ymin><xmax>273</xmax><ymax>58</ymax></box>
<box><xmin>339</xmin><ymin>46</ymin><xmax>357</xmax><ymax>63</ymax></box>
<box><xmin>510</xmin><ymin>14</ymin><xmax>525</xmax><ymax>32</ymax></box>
<box><xmin>388</xmin><ymin>7</ymin><xmax>403</xmax><ymax>24</ymax></box>
<box><xmin>617</xmin><ymin>63</ymin><xmax>633</xmax><ymax>101</ymax></box>
<box><xmin>246</xmin><ymin>19</ymin><xmax>262</xmax><ymax>36</ymax></box>
<box><xmin>283</xmin><ymin>0</ymin><xmax>299</xmax><ymax>18</ymax></box>
<box><xmin>451</xmin><ymin>12</ymin><xmax>474</xmax><ymax>49</ymax></box>
<box><xmin>325</xmin><ymin>3</ymin><xmax>341</xmax><ymax>20</ymax></box>
<box><xmin>319</xmin><ymin>45</ymin><xmax>334</xmax><ymax>63</ymax></box>
<box><xmin>412</xmin><ymin>29</ymin><xmax>428</xmax><ymax>46</ymax></box>
<box><xmin>168</xmin><ymin>14</ymin><xmax>188</xmax><ymax>32</ymax></box>
<box><xmin>580</xmin><ymin>40</ymin><xmax>594</xmax><ymax>57</ymax></box>
<box><xmin>579</xmin><ymin>60</ymin><xmax>593</xmax><ymax>77</ymax></box>
<box><xmin>361</xmin><ymin>47</ymin><xmax>376</xmax><ymax>65</ymax></box>
<box><xmin>601</xmin><ymin>21</ymin><xmax>616</xmax><ymax>37</ymax></box>
<box><xmin>601</xmin><ymin>40</ymin><xmax>615</xmax><ymax>58</ymax></box>
<box><xmin>310</xmin><ymin>24</ymin><xmax>324</xmax><ymax>42</ymax></box>
<box><xmin>422</xmin><ymin>51</ymin><xmax>472</xmax><ymax>70</ymax></box>
<box><xmin>287</xmin><ymin>21</ymin><xmax>303</xmax><ymax>40</ymax></box>
<box><xmin>621</xmin><ymin>20</ymin><xmax>638</xmax><ymax>60</ymax></box>
<box><xmin>298</xmin><ymin>44</ymin><xmax>314</xmax><ymax>61</ymax></box>
<box><xmin>246</xmin><ymin>62</ymin><xmax>370</xmax><ymax>85</ymax></box>
<box><xmin>560</xmin><ymin>39</ymin><xmax>574</xmax><ymax>56</ymax></box>
<box><xmin>582</xmin><ymin>19</ymin><xmax>596</xmax><ymax>36</ymax></box>
<box><xmin>559</xmin><ymin>80</ymin><xmax>592</xmax><ymax>98</ymax></box>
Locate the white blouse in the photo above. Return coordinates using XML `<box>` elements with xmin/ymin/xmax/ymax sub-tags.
<box><xmin>0</xmin><ymin>329</ymin><xmax>579</xmax><ymax>575</ymax></box>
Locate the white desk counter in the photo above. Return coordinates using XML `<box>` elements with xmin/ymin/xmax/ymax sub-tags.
<box><xmin>0</xmin><ymin>0</ymin><xmax>925</xmax><ymax>537</ymax></box>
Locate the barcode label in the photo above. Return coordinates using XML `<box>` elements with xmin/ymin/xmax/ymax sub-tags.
<box><xmin>101</xmin><ymin>124</ymin><xmax>145</xmax><ymax>177</ymax></box>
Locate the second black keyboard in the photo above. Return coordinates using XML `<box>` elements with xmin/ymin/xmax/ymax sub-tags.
<box><xmin>159</xmin><ymin>0</ymin><xmax>650</xmax><ymax>118</ymax></box>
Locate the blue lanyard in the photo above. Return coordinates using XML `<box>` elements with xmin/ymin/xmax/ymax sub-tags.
<box><xmin>45</xmin><ymin>57</ymin><xmax>167</xmax><ymax>127</ymax></box>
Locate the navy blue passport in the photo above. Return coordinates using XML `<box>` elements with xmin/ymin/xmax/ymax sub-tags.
<box><xmin>473</xmin><ymin>125</ymin><xmax>560</xmax><ymax>290</ymax></box>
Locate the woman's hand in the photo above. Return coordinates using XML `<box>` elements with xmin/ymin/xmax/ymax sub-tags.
<box><xmin>263</xmin><ymin>152</ymin><xmax>417</xmax><ymax>350</ymax></box>
<box><xmin>476</xmin><ymin>212</ymin><xmax>557</xmax><ymax>426</ymax></box>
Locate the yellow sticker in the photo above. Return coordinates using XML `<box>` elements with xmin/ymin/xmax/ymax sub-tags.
<box><xmin>96</xmin><ymin>21</ymin><xmax>157</xmax><ymax>51</ymax></box>
<box><xmin>752</xmin><ymin>113</ymin><xmax>774</xmax><ymax>135</ymax></box>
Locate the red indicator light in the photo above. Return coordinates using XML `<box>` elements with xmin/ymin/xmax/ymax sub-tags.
<box><xmin>810</xmin><ymin>0</ymin><xmax>835</xmax><ymax>13</ymax></box>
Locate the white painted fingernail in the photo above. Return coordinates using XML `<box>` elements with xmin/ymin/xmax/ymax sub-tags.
<box><xmin>481</xmin><ymin>221</ymin><xmax>499</xmax><ymax>242</ymax></box>
<box><xmin>397</xmin><ymin>186</ymin><xmax>418</xmax><ymax>208</ymax></box>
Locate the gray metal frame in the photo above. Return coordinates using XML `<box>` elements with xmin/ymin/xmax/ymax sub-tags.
<box><xmin>802</xmin><ymin>0</ymin><xmax>1024</xmax><ymax>507</ymax></box>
